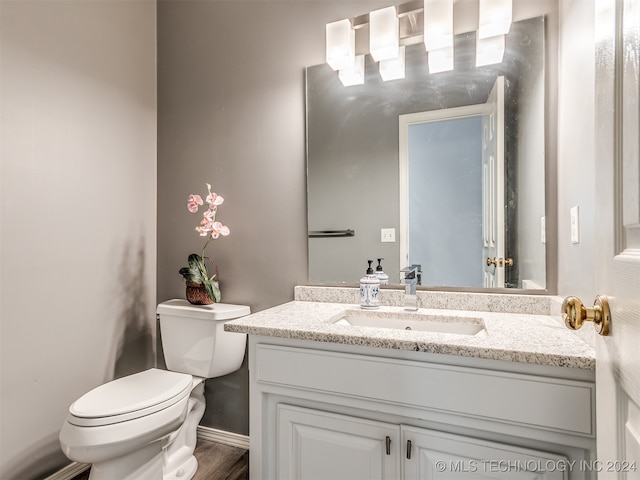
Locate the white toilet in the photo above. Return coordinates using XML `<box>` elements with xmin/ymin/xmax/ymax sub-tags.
<box><xmin>59</xmin><ymin>300</ymin><xmax>249</xmax><ymax>480</ymax></box>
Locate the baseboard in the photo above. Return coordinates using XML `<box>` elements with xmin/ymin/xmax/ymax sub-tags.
<box><xmin>197</xmin><ymin>425</ymin><xmax>250</xmax><ymax>450</ymax></box>
<box><xmin>43</xmin><ymin>461</ymin><xmax>90</xmax><ymax>480</ymax></box>
<box><xmin>45</xmin><ymin>428</ymin><xmax>248</xmax><ymax>480</ymax></box>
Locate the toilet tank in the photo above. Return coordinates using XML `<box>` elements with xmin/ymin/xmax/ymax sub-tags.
<box><xmin>157</xmin><ymin>299</ymin><xmax>250</xmax><ymax>378</ymax></box>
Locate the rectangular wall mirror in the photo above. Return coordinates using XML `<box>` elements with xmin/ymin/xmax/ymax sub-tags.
<box><xmin>306</xmin><ymin>15</ymin><xmax>548</xmax><ymax>292</ymax></box>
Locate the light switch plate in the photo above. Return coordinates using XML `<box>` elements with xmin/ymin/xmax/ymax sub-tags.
<box><xmin>381</xmin><ymin>228</ymin><xmax>396</xmax><ymax>243</ymax></box>
<box><xmin>570</xmin><ymin>206</ymin><xmax>580</xmax><ymax>244</ymax></box>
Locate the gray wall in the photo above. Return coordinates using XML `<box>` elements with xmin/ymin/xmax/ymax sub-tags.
<box><xmin>156</xmin><ymin>0</ymin><xmax>357</xmax><ymax>434</ymax></box>
<box><xmin>0</xmin><ymin>1</ymin><xmax>157</xmax><ymax>478</ymax></box>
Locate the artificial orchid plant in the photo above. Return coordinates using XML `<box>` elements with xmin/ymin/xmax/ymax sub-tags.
<box><xmin>178</xmin><ymin>183</ymin><xmax>230</xmax><ymax>302</ymax></box>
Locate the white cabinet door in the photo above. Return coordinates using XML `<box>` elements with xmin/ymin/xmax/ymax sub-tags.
<box><xmin>402</xmin><ymin>426</ymin><xmax>568</xmax><ymax>480</ymax></box>
<box><xmin>277</xmin><ymin>405</ymin><xmax>401</xmax><ymax>480</ymax></box>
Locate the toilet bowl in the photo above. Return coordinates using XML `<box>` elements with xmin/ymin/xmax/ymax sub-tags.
<box><xmin>59</xmin><ymin>301</ymin><xmax>249</xmax><ymax>480</ymax></box>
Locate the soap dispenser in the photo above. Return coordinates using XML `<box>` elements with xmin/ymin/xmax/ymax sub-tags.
<box><xmin>375</xmin><ymin>258</ymin><xmax>389</xmax><ymax>285</ymax></box>
<box><xmin>360</xmin><ymin>260</ymin><xmax>380</xmax><ymax>309</ymax></box>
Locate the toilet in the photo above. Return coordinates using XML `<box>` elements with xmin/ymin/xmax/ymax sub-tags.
<box><xmin>59</xmin><ymin>300</ymin><xmax>249</xmax><ymax>480</ymax></box>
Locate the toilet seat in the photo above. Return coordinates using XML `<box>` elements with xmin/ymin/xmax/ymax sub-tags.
<box><xmin>68</xmin><ymin>369</ymin><xmax>193</xmax><ymax>427</ymax></box>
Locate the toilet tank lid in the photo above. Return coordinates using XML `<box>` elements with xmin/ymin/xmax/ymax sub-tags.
<box><xmin>157</xmin><ymin>299</ymin><xmax>250</xmax><ymax>320</ymax></box>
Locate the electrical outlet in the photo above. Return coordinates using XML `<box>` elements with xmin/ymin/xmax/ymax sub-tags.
<box><xmin>381</xmin><ymin>228</ymin><xmax>396</xmax><ymax>243</ymax></box>
<box><xmin>540</xmin><ymin>216</ymin><xmax>546</xmax><ymax>244</ymax></box>
<box><xmin>570</xmin><ymin>206</ymin><xmax>580</xmax><ymax>244</ymax></box>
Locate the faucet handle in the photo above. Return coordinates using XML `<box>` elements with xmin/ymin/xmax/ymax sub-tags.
<box><xmin>401</xmin><ymin>265</ymin><xmax>418</xmax><ymax>281</ymax></box>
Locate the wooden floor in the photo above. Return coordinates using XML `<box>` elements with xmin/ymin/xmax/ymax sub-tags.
<box><xmin>71</xmin><ymin>440</ymin><xmax>249</xmax><ymax>480</ymax></box>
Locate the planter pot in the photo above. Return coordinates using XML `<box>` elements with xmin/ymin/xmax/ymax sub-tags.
<box><xmin>185</xmin><ymin>281</ymin><xmax>213</xmax><ymax>305</ymax></box>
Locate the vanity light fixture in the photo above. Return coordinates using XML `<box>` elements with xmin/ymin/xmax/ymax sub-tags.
<box><xmin>478</xmin><ymin>0</ymin><xmax>512</xmax><ymax>39</ymax></box>
<box><xmin>326</xmin><ymin>0</ymin><xmax>516</xmax><ymax>85</ymax></box>
<box><xmin>475</xmin><ymin>33</ymin><xmax>506</xmax><ymax>66</ymax></box>
<box><xmin>369</xmin><ymin>6</ymin><xmax>400</xmax><ymax>62</ymax></box>
<box><xmin>428</xmin><ymin>45</ymin><xmax>454</xmax><ymax>73</ymax></box>
<box><xmin>326</xmin><ymin>19</ymin><xmax>355</xmax><ymax>70</ymax></box>
<box><xmin>338</xmin><ymin>55</ymin><xmax>366</xmax><ymax>86</ymax></box>
<box><xmin>379</xmin><ymin>46</ymin><xmax>406</xmax><ymax>81</ymax></box>
<box><xmin>423</xmin><ymin>0</ymin><xmax>453</xmax><ymax>52</ymax></box>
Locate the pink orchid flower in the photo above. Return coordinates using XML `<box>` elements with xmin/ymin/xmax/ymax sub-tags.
<box><xmin>181</xmin><ymin>183</ymin><xmax>231</xmax><ymax>303</ymax></box>
<box><xmin>206</xmin><ymin>192</ymin><xmax>224</xmax><ymax>206</ymax></box>
<box><xmin>203</xmin><ymin>206</ymin><xmax>217</xmax><ymax>219</ymax></box>
<box><xmin>187</xmin><ymin>194</ymin><xmax>203</xmax><ymax>213</ymax></box>
<box><xmin>187</xmin><ymin>183</ymin><xmax>231</xmax><ymax>241</ymax></box>
<box><xmin>205</xmin><ymin>183</ymin><xmax>225</xmax><ymax>207</ymax></box>
<box><xmin>209</xmin><ymin>222</ymin><xmax>230</xmax><ymax>239</ymax></box>
<box><xmin>195</xmin><ymin>226</ymin><xmax>209</xmax><ymax>237</ymax></box>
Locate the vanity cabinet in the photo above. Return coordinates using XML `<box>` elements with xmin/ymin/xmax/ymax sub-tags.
<box><xmin>278</xmin><ymin>405</ymin><xmax>400</xmax><ymax>479</ymax></box>
<box><xmin>249</xmin><ymin>337</ymin><xmax>596</xmax><ymax>480</ymax></box>
<box><xmin>402</xmin><ymin>425</ymin><xmax>567</xmax><ymax>480</ymax></box>
<box><xmin>278</xmin><ymin>404</ymin><xmax>568</xmax><ymax>480</ymax></box>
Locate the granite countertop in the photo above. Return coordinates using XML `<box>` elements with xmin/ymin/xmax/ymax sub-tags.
<box><xmin>225</xmin><ymin>299</ymin><xmax>595</xmax><ymax>370</ymax></box>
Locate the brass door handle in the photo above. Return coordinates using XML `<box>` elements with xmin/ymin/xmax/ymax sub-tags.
<box><xmin>487</xmin><ymin>257</ymin><xmax>500</xmax><ymax>267</ymax></box>
<box><xmin>562</xmin><ymin>295</ymin><xmax>611</xmax><ymax>336</ymax></box>
<box><xmin>486</xmin><ymin>257</ymin><xmax>514</xmax><ymax>267</ymax></box>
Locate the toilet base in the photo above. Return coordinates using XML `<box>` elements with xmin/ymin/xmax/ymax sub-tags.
<box><xmin>89</xmin><ymin>439</ymin><xmax>164</xmax><ymax>480</ymax></box>
<box><xmin>162</xmin><ymin>378</ymin><xmax>206</xmax><ymax>480</ymax></box>
<box><xmin>163</xmin><ymin>455</ymin><xmax>197</xmax><ymax>480</ymax></box>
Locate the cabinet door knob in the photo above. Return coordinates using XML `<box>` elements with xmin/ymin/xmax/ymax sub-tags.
<box><xmin>406</xmin><ymin>440</ymin><xmax>412</xmax><ymax>459</ymax></box>
<box><xmin>385</xmin><ymin>436</ymin><xmax>391</xmax><ymax>455</ymax></box>
<box><xmin>562</xmin><ymin>295</ymin><xmax>611</xmax><ymax>336</ymax></box>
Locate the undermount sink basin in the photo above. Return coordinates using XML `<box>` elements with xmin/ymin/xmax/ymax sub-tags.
<box><xmin>332</xmin><ymin>310</ymin><xmax>485</xmax><ymax>336</ymax></box>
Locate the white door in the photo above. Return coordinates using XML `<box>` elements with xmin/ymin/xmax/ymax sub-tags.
<box><xmin>593</xmin><ymin>0</ymin><xmax>640</xmax><ymax>477</ymax></box>
<box><xmin>277</xmin><ymin>404</ymin><xmax>401</xmax><ymax>480</ymax></box>
<box><xmin>402</xmin><ymin>426</ymin><xmax>567</xmax><ymax>479</ymax></box>
<box><xmin>482</xmin><ymin>76</ymin><xmax>506</xmax><ymax>288</ymax></box>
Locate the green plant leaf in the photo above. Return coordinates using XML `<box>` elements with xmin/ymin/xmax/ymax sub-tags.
<box><xmin>204</xmin><ymin>279</ymin><xmax>221</xmax><ymax>303</ymax></box>
<box><xmin>179</xmin><ymin>253</ymin><xmax>221</xmax><ymax>302</ymax></box>
<box><xmin>178</xmin><ymin>254</ymin><xmax>206</xmax><ymax>283</ymax></box>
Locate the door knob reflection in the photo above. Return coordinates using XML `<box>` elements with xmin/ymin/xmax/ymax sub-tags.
<box><xmin>486</xmin><ymin>257</ymin><xmax>514</xmax><ymax>267</ymax></box>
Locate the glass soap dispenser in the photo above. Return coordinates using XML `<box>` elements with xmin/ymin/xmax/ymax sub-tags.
<box><xmin>375</xmin><ymin>258</ymin><xmax>389</xmax><ymax>285</ymax></box>
<box><xmin>360</xmin><ymin>260</ymin><xmax>380</xmax><ymax>309</ymax></box>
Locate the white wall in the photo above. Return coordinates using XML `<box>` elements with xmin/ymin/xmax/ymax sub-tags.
<box><xmin>0</xmin><ymin>1</ymin><xmax>157</xmax><ymax>478</ymax></box>
<box><xmin>556</xmin><ymin>0</ymin><xmax>597</xmax><ymax>299</ymax></box>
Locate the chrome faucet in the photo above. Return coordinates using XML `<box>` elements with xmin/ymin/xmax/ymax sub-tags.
<box><xmin>401</xmin><ymin>266</ymin><xmax>419</xmax><ymax>311</ymax></box>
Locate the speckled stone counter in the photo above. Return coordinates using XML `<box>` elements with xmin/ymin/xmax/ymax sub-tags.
<box><xmin>225</xmin><ymin>289</ymin><xmax>595</xmax><ymax>369</ymax></box>
<box><xmin>294</xmin><ymin>285</ymin><xmax>554</xmax><ymax>314</ymax></box>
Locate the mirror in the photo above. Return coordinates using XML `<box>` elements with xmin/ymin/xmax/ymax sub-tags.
<box><xmin>307</xmin><ymin>16</ymin><xmax>546</xmax><ymax>290</ymax></box>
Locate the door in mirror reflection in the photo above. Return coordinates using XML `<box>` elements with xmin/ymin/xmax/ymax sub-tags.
<box><xmin>482</xmin><ymin>76</ymin><xmax>505</xmax><ymax>288</ymax></box>
<box><xmin>400</xmin><ymin>77</ymin><xmax>505</xmax><ymax>288</ymax></box>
